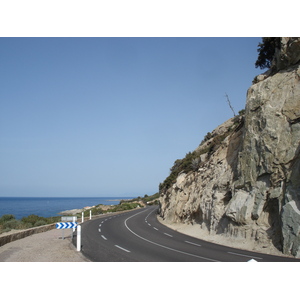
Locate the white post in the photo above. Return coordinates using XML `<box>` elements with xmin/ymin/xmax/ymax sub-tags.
<box><xmin>77</xmin><ymin>225</ymin><xmax>81</xmax><ymax>251</ymax></box>
<box><xmin>89</xmin><ymin>210</ymin><xmax>92</xmax><ymax>220</ymax></box>
<box><xmin>81</xmin><ymin>212</ymin><xmax>84</xmax><ymax>223</ymax></box>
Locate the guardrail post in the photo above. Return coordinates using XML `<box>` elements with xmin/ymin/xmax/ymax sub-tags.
<box><xmin>89</xmin><ymin>210</ymin><xmax>92</xmax><ymax>220</ymax></box>
<box><xmin>77</xmin><ymin>225</ymin><xmax>81</xmax><ymax>251</ymax></box>
<box><xmin>81</xmin><ymin>212</ymin><xmax>84</xmax><ymax>223</ymax></box>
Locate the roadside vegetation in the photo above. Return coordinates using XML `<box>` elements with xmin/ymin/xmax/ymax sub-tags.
<box><xmin>80</xmin><ymin>193</ymin><xmax>159</xmax><ymax>218</ymax></box>
<box><xmin>0</xmin><ymin>214</ymin><xmax>61</xmax><ymax>234</ymax></box>
<box><xmin>130</xmin><ymin>193</ymin><xmax>159</xmax><ymax>205</ymax></box>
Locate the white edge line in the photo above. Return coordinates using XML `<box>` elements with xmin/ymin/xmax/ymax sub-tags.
<box><xmin>101</xmin><ymin>235</ymin><xmax>107</xmax><ymax>240</ymax></box>
<box><xmin>124</xmin><ymin>208</ymin><xmax>219</xmax><ymax>262</ymax></box>
<box><xmin>227</xmin><ymin>251</ymin><xmax>263</xmax><ymax>260</ymax></box>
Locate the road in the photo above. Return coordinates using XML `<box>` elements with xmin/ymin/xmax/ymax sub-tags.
<box><xmin>74</xmin><ymin>206</ymin><xmax>299</xmax><ymax>262</ymax></box>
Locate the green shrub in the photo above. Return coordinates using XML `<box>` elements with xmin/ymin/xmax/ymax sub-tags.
<box><xmin>2</xmin><ymin>219</ymin><xmax>21</xmax><ymax>230</ymax></box>
<box><xmin>93</xmin><ymin>206</ymin><xmax>104</xmax><ymax>215</ymax></box>
<box><xmin>0</xmin><ymin>214</ymin><xmax>16</xmax><ymax>224</ymax></box>
<box><xmin>34</xmin><ymin>220</ymin><xmax>48</xmax><ymax>227</ymax></box>
<box><xmin>45</xmin><ymin>216</ymin><xmax>61</xmax><ymax>224</ymax></box>
<box><xmin>159</xmin><ymin>151</ymin><xmax>201</xmax><ymax>192</ymax></box>
<box><xmin>21</xmin><ymin>214</ymin><xmax>47</xmax><ymax>225</ymax></box>
<box><xmin>0</xmin><ymin>213</ymin><xmax>61</xmax><ymax>234</ymax></box>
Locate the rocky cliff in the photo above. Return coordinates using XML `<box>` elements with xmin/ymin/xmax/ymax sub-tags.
<box><xmin>159</xmin><ymin>37</ymin><xmax>300</xmax><ymax>257</ymax></box>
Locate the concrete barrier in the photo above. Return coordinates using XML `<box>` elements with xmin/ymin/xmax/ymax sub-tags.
<box><xmin>0</xmin><ymin>223</ymin><xmax>56</xmax><ymax>247</ymax></box>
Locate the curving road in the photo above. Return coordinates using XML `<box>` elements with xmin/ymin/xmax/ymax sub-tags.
<box><xmin>74</xmin><ymin>206</ymin><xmax>299</xmax><ymax>262</ymax></box>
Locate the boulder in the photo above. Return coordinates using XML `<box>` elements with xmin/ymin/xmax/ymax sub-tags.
<box><xmin>225</xmin><ymin>190</ymin><xmax>254</xmax><ymax>224</ymax></box>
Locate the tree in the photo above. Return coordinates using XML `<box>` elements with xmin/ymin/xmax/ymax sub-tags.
<box><xmin>225</xmin><ymin>93</ymin><xmax>236</xmax><ymax>117</ymax></box>
<box><xmin>255</xmin><ymin>37</ymin><xmax>281</xmax><ymax>69</ymax></box>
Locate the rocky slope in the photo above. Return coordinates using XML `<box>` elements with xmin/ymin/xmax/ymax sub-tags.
<box><xmin>159</xmin><ymin>37</ymin><xmax>300</xmax><ymax>257</ymax></box>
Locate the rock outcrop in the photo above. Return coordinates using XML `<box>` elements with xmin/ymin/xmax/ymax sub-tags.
<box><xmin>159</xmin><ymin>37</ymin><xmax>300</xmax><ymax>257</ymax></box>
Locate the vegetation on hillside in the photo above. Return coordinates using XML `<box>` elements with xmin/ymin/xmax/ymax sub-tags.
<box><xmin>82</xmin><ymin>193</ymin><xmax>159</xmax><ymax>217</ymax></box>
<box><xmin>80</xmin><ymin>201</ymin><xmax>141</xmax><ymax>217</ymax></box>
<box><xmin>130</xmin><ymin>193</ymin><xmax>159</xmax><ymax>205</ymax></box>
<box><xmin>159</xmin><ymin>114</ymin><xmax>244</xmax><ymax>193</ymax></box>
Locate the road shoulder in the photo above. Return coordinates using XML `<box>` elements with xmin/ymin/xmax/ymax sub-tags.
<box><xmin>0</xmin><ymin>228</ymin><xmax>90</xmax><ymax>262</ymax></box>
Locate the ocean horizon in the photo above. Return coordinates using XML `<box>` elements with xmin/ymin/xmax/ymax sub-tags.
<box><xmin>0</xmin><ymin>196</ymin><xmax>135</xmax><ymax>220</ymax></box>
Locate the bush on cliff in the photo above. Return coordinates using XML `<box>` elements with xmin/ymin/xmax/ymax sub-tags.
<box><xmin>159</xmin><ymin>116</ymin><xmax>244</xmax><ymax>193</ymax></box>
<box><xmin>255</xmin><ymin>37</ymin><xmax>281</xmax><ymax>69</ymax></box>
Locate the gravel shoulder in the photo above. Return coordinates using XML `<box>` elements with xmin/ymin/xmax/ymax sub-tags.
<box><xmin>157</xmin><ymin>215</ymin><xmax>296</xmax><ymax>258</ymax></box>
<box><xmin>0</xmin><ymin>228</ymin><xmax>90</xmax><ymax>262</ymax></box>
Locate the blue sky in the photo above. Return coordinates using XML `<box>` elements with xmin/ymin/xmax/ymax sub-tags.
<box><xmin>0</xmin><ymin>37</ymin><xmax>263</xmax><ymax>197</ymax></box>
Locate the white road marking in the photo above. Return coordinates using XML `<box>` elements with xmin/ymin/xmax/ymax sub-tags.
<box><xmin>98</xmin><ymin>228</ymin><xmax>101</xmax><ymax>232</ymax></box>
<box><xmin>185</xmin><ymin>241</ymin><xmax>201</xmax><ymax>247</ymax></box>
<box><xmin>164</xmin><ymin>233</ymin><xmax>173</xmax><ymax>237</ymax></box>
<box><xmin>115</xmin><ymin>245</ymin><xmax>130</xmax><ymax>252</ymax></box>
<box><xmin>227</xmin><ymin>251</ymin><xmax>262</xmax><ymax>260</ymax></box>
<box><xmin>124</xmin><ymin>209</ymin><xmax>219</xmax><ymax>262</ymax></box>
<box><xmin>145</xmin><ymin>210</ymin><xmax>154</xmax><ymax>220</ymax></box>
<box><xmin>101</xmin><ymin>235</ymin><xmax>107</xmax><ymax>240</ymax></box>
<box><xmin>153</xmin><ymin>227</ymin><xmax>158</xmax><ymax>231</ymax></box>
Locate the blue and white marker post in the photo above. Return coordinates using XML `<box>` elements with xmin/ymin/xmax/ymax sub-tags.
<box><xmin>56</xmin><ymin>222</ymin><xmax>78</xmax><ymax>239</ymax></box>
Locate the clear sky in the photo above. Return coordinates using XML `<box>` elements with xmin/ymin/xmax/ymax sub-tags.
<box><xmin>0</xmin><ymin>37</ymin><xmax>263</xmax><ymax>197</ymax></box>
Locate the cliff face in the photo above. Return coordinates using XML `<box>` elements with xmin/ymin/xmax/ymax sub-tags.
<box><xmin>159</xmin><ymin>37</ymin><xmax>300</xmax><ymax>257</ymax></box>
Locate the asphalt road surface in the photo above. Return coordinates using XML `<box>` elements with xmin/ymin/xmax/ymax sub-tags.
<box><xmin>74</xmin><ymin>206</ymin><xmax>299</xmax><ymax>262</ymax></box>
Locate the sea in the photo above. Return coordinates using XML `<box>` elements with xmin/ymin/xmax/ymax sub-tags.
<box><xmin>0</xmin><ymin>197</ymin><xmax>134</xmax><ymax>220</ymax></box>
